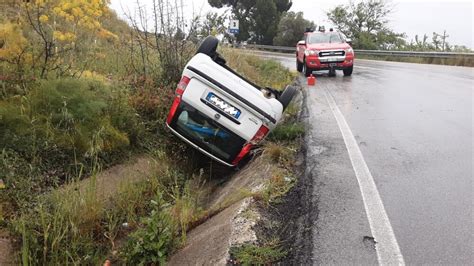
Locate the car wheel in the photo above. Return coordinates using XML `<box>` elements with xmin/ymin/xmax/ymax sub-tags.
<box><xmin>196</xmin><ymin>36</ymin><xmax>218</xmax><ymax>57</ymax></box>
<box><xmin>296</xmin><ymin>59</ymin><xmax>303</xmax><ymax>72</ymax></box>
<box><xmin>303</xmin><ymin>59</ymin><xmax>313</xmax><ymax>77</ymax></box>
<box><xmin>343</xmin><ymin>66</ymin><xmax>353</xmax><ymax>76</ymax></box>
<box><xmin>278</xmin><ymin>85</ymin><xmax>298</xmax><ymax>111</ymax></box>
<box><xmin>328</xmin><ymin>68</ymin><xmax>336</xmax><ymax>77</ymax></box>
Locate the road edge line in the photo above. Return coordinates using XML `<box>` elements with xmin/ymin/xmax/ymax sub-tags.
<box><xmin>323</xmin><ymin>88</ymin><xmax>405</xmax><ymax>265</ymax></box>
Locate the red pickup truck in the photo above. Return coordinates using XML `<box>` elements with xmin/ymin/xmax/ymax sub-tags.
<box><xmin>296</xmin><ymin>30</ymin><xmax>354</xmax><ymax>77</ymax></box>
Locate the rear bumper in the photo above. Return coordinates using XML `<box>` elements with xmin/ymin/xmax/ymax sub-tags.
<box><xmin>305</xmin><ymin>54</ymin><xmax>354</xmax><ymax>70</ymax></box>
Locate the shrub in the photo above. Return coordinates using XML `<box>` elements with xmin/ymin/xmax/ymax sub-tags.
<box><xmin>122</xmin><ymin>192</ymin><xmax>177</xmax><ymax>265</ymax></box>
<box><xmin>1</xmin><ymin>78</ymin><xmax>141</xmax><ymax>169</ymax></box>
<box><xmin>0</xmin><ymin>78</ymin><xmax>142</xmax><ymax>219</ymax></box>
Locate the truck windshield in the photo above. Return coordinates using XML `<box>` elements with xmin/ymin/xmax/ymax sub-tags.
<box><xmin>170</xmin><ymin>102</ymin><xmax>246</xmax><ymax>163</ymax></box>
<box><xmin>308</xmin><ymin>33</ymin><xmax>343</xmax><ymax>44</ymax></box>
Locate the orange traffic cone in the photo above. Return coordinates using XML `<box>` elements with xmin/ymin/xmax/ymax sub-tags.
<box><xmin>307</xmin><ymin>74</ymin><xmax>316</xmax><ymax>86</ymax></box>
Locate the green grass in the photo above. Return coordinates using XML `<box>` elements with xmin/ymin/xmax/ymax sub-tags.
<box><xmin>230</xmin><ymin>241</ymin><xmax>287</xmax><ymax>266</ymax></box>
<box><xmin>10</xmin><ymin>165</ymin><xmax>203</xmax><ymax>265</ymax></box>
<box><xmin>222</xmin><ymin>48</ymin><xmax>296</xmax><ymax>90</ymax></box>
<box><xmin>267</xmin><ymin>122</ymin><xmax>305</xmax><ymax>142</ymax></box>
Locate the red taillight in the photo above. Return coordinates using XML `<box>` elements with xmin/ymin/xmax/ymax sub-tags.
<box><xmin>175</xmin><ymin>76</ymin><xmax>191</xmax><ymax>95</ymax></box>
<box><xmin>232</xmin><ymin>125</ymin><xmax>270</xmax><ymax>165</ymax></box>
<box><xmin>251</xmin><ymin>125</ymin><xmax>269</xmax><ymax>144</ymax></box>
<box><xmin>232</xmin><ymin>143</ymin><xmax>252</xmax><ymax>166</ymax></box>
<box><xmin>166</xmin><ymin>95</ymin><xmax>181</xmax><ymax>125</ymax></box>
<box><xmin>166</xmin><ymin>76</ymin><xmax>191</xmax><ymax>125</ymax></box>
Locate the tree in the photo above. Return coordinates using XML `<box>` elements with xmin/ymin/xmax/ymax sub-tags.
<box><xmin>21</xmin><ymin>0</ymin><xmax>114</xmax><ymax>78</ymax></box>
<box><xmin>208</xmin><ymin>0</ymin><xmax>291</xmax><ymax>44</ymax></box>
<box><xmin>432</xmin><ymin>32</ymin><xmax>441</xmax><ymax>51</ymax></box>
<box><xmin>199</xmin><ymin>12</ymin><xmax>227</xmax><ymax>37</ymax></box>
<box><xmin>273</xmin><ymin>11</ymin><xmax>315</xmax><ymax>46</ymax></box>
<box><xmin>208</xmin><ymin>0</ymin><xmax>255</xmax><ymax>41</ymax></box>
<box><xmin>327</xmin><ymin>0</ymin><xmax>405</xmax><ymax>49</ymax></box>
<box><xmin>252</xmin><ymin>0</ymin><xmax>278</xmax><ymax>44</ymax></box>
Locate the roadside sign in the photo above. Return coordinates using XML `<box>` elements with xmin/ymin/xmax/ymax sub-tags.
<box><xmin>229</xmin><ymin>19</ymin><xmax>239</xmax><ymax>34</ymax></box>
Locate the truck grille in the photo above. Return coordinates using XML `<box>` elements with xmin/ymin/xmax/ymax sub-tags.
<box><xmin>319</xmin><ymin>50</ymin><xmax>345</xmax><ymax>57</ymax></box>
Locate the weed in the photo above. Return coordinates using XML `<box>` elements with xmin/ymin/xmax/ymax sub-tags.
<box><xmin>259</xmin><ymin>168</ymin><xmax>295</xmax><ymax>205</ymax></box>
<box><xmin>267</xmin><ymin>122</ymin><xmax>305</xmax><ymax>142</ymax></box>
<box><xmin>230</xmin><ymin>240</ymin><xmax>287</xmax><ymax>265</ymax></box>
<box><xmin>122</xmin><ymin>192</ymin><xmax>177</xmax><ymax>265</ymax></box>
<box><xmin>12</xmin><ymin>179</ymin><xmax>106</xmax><ymax>265</ymax></box>
<box><xmin>222</xmin><ymin>49</ymin><xmax>295</xmax><ymax>90</ymax></box>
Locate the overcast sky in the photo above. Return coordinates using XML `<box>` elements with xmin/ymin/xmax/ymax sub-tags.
<box><xmin>110</xmin><ymin>0</ymin><xmax>473</xmax><ymax>48</ymax></box>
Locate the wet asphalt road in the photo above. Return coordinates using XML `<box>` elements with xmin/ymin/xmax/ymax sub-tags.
<box><xmin>254</xmin><ymin>51</ymin><xmax>473</xmax><ymax>264</ymax></box>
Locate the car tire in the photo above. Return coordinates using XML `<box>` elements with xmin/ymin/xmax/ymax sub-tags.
<box><xmin>278</xmin><ymin>85</ymin><xmax>298</xmax><ymax>111</ymax></box>
<box><xmin>296</xmin><ymin>59</ymin><xmax>303</xmax><ymax>72</ymax></box>
<box><xmin>303</xmin><ymin>59</ymin><xmax>313</xmax><ymax>77</ymax></box>
<box><xmin>196</xmin><ymin>36</ymin><xmax>219</xmax><ymax>57</ymax></box>
<box><xmin>328</xmin><ymin>68</ymin><xmax>336</xmax><ymax>77</ymax></box>
<box><xmin>343</xmin><ymin>66</ymin><xmax>353</xmax><ymax>76</ymax></box>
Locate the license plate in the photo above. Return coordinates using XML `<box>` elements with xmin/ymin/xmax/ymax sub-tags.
<box><xmin>205</xmin><ymin>92</ymin><xmax>241</xmax><ymax>119</ymax></box>
<box><xmin>327</xmin><ymin>57</ymin><xmax>338</xmax><ymax>62</ymax></box>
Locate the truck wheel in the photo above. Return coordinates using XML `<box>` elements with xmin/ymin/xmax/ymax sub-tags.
<box><xmin>296</xmin><ymin>59</ymin><xmax>303</xmax><ymax>72</ymax></box>
<box><xmin>278</xmin><ymin>85</ymin><xmax>298</xmax><ymax>111</ymax></box>
<box><xmin>303</xmin><ymin>59</ymin><xmax>313</xmax><ymax>77</ymax></box>
<box><xmin>328</xmin><ymin>68</ymin><xmax>336</xmax><ymax>77</ymax></box>
<box><xmin>196</xmin><ymin>36</ymin><xmax>218</xmax><ymax>57</ymax></box>
<box><xmin>343</xmin><ymin>66</ymin><xmax>353</xmax><ymax>76</ymax></box>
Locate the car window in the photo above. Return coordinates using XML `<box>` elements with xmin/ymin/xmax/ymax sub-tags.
<box><xmin>171</xmin><ymin>102</ymin><xmax>246</xmax><ymax>163</ymax></box>
<box><xmin>308</xmin><ymin>33</ymin><xmax>343</xmax><ymax>44</ymax></box>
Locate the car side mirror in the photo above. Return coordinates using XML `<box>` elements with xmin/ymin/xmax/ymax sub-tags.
<box><xmin>297</xmin><ymin>40</ymin><xmax>306</xmax><ymax>46</ymax></box>
<box><xmin>346</xmin><ymin>39</ymin><xmax>353</xmax><ymax>46</ymax></box>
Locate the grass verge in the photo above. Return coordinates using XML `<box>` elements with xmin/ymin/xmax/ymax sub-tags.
<box><xmin>2</xmin><ymin>52</ymin><xmax>297</xmax><ymax>264</ymax></box>
<box><xmin>357</xmin><ymin>54</ymin><xmax>474</xmax><ymax>67</ymax></box>
<box><xmin>229</xmin><ymin>240</ymin><xmax>287</xmax><ymax>266</ymax></box>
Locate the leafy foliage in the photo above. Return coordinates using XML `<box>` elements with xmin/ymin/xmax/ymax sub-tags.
<box><xmin>208</xmin><ymin>0</ymin><xmax>292</xmax><ymax>44</ymax></box>
<box><xmin>273</xmin><ymin>11</ymin><xmax>315</xmax><ymax>46</ymax></box>
<box><xmin>123</xmin><ymin>192</ymin><xmax>177</xmax><ymax>265</ymax></box>
<box><xmin>326</xmin><ymin>0</ymin><xmax>406</xmax><ymax>49</ymax></box>
<box><xmin>199</xmin><ymin>12</ymin><xmax>228</xmax><ymax>37</ymax></box>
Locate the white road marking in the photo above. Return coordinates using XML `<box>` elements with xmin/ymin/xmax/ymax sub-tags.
<box><xmin>323</xmin><ymin>88</ymin><xmax>405</xmax><ymax>265</ymax></box>
<box><xmin>356</xmin><ymin>65</ymin><xmax>378</xmax><ymax>70</ymax></box>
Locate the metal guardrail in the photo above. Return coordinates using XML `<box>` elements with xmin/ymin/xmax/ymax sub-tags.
<box><xmin>247</xmin><ymin>44</ymin><xmax>474</xmax><ymax>59</ymax></box>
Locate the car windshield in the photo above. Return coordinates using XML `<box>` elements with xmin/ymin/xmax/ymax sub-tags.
<box><xmin>308</xmin><ymin>33</ymin><xmax>343</xmax><ymax>44</ymax></box>
<box><xmin>170</xmin><ymin>102</ymin><xmax>246</xmax><ymax>163</ymax></box>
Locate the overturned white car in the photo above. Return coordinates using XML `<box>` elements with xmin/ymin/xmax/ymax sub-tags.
<box><xmin>166</xmin><ymin>36</ymin><xmax>297</xmax><ymax>166</ymax></box>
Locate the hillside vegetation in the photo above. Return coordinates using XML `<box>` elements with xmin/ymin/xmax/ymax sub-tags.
<box><xmin>0</xmin><ymin>1</ymin><xmax>296</xmax><ymax>264</ymax></box>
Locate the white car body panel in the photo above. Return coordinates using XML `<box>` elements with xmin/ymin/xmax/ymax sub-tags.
<box><xmin>167</xmin><ymin>52</ymin><xmax>287</xmax><ymax>166</ymax></box>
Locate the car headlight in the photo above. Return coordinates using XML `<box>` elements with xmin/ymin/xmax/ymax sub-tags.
<box><xmin>345</xmin><ymin>48</ymin><xmax>353</xmax><ymax>54</ymax></box>
<box><xmin>304</xmin><ymin>49</ymin><xmax>319</xmax><ymax>56</ymax></box>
